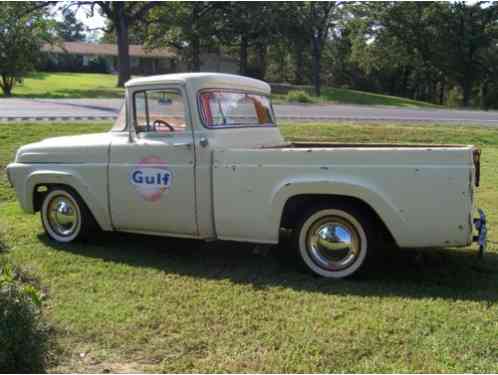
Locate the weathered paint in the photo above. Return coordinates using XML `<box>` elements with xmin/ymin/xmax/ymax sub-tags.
<box><xmin>6</xmin><ymin>73</ymin><xmax>478</xmax><ymax>249</ymax></box>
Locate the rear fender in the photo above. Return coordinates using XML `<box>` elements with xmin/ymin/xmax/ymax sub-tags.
<box><xmin>271</xmin><ymin>176</ymin><xmax>406</xmax><ymax>245</ymax></box>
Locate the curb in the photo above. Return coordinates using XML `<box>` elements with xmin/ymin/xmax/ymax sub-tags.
<box><xmin>0</xmin><ymin>116</ymin><xmax>117</xmax><ymax>122</ymax></box>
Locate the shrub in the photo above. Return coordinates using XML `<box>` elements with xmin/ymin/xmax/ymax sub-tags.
<box><xmin>447</xmin><ymin>87</ymin><xmax>462</xmax><ymax>108</ymax></box>
<box><xmin>0</xmin><ymin>260</ymin><xmax>49</xmax><ymax>373</ymax></box>
<box><xmin>286</xmin><ymin>90</ymin><xmax>314</xmax><ymax>103</ymax></box>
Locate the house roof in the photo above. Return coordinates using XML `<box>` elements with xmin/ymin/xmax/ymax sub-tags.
<box><xmin>42</xmin><ymin>41</ymin><xmax>176</xmax><ymax>59</ymax></box>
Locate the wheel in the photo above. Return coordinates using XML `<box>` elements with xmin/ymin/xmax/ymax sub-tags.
<box><xmin>40</xmin><ymin>186</ymin><xmax>95</xmax><ymax>243</ymax></box>
<box><xmin>293</xmin><ymin>203</ymin><xmax>375</xmax><ymax>278</ymax></box>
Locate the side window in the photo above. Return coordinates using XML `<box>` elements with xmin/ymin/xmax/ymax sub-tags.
<box><xmin>134</xmin><ymin>90</ymin><xmax>187</xmax><ymax>133</ymax></box>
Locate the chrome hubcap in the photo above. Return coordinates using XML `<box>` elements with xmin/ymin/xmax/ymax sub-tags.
<box><xmin>307</xmin><ymin>217</ymin><xmax>361</xmax><ymax>271</ymax></box>
<box><xmin>47</xmin><ymin>195</ymin><xmax>79</xmax><ymax>237</ymax></box>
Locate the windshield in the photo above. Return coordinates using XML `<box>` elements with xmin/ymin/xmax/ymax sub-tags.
<box><xmin>111</xmin><ymin>102</ymin><xmax>126</xmax><ymax>131</ymax></box>
<box><xmin>199</xmin><ymin>90</ymin><xmax>274</xmax><ymax>128</ymax></box>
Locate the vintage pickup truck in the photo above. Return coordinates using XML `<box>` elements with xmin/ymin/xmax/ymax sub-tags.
<box><xmin>6</xmin><ymin>73</ymin><xmax>487</xmax><ymax>278</ymax></box>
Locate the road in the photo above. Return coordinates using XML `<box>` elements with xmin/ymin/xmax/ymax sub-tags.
<box><xmin>1</xmin><ymin>98</ymin><xmax>497</xmax><ymax>126</ymax></box>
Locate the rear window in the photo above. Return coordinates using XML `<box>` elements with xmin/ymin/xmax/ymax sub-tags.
<box><xmin>198</xmin><ymin>90</ymin><xmax>274</xmax><ymax>128</ymax></box>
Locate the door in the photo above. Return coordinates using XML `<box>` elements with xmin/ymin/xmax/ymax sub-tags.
<box><xmin>109</xmin><ymin>87</ymin><xmax>197</xmax><ymax>236</ymax></box>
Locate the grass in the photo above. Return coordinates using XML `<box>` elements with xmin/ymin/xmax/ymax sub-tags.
<box><xmin>4</xmin><ymin>72</ymin><xmax>124</xmax><ymax>99</ymax></box>
<box><xmin>274</xmin><ymin>87</ymin><xmax>441</xmax><ymax>108</ymax></box>
<box><xmin>1</xmin><ymin>122</ymin><xmax>498</xmax><ymax>372</ymax></box>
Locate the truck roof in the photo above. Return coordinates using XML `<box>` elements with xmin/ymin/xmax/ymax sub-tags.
<box><xmin>125</xmin><ymin>73</ymin><xmax>271</xmax><ymax>94</ymax></box>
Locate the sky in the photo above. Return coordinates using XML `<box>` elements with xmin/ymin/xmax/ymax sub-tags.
<box><xmin>51</xmin><ymin>2</ymin><xmax>107</xmax><ymax>40</ymax></box>
<box><xmin>74</xmin><ymin>7</ymin><xmax>106</xmax><ymax>31</ymax></box>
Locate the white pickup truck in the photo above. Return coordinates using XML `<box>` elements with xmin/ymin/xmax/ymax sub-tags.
<box><xmin>6</xmin><ymin>73</ymin><xmax>487</xmax><ymax>278</ymax></box>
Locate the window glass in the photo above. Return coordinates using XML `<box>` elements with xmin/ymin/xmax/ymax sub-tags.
<box><xmin>111</xmin><ymin>102</ymin><xmax>126</xmax><ymax>131</ymax></box>
<box><xmin>134</xmin><ymin>90</ymin><xmax>187</xmax><ymax>133</ymax></box>
<box><xmin>199</xmin><ymin>91</ymin><xmax>274</xmax><ymax>128</ymax></box>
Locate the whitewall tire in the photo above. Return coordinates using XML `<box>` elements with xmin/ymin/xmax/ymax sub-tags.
<box><xmin>294</xmin><ymin>204</ymin><xmax>374</xmax><ymax>278</ymax></box>
<box><xmin>41</xmin><ymin>187</ymin><xmax>94</xmax><ymax>243</ymax></box>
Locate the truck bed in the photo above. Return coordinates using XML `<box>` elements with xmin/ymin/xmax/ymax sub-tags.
<box><xmin>211</xmin><ymin>144</ymin><xmax>476</xmax><ymax>248</ymax></box>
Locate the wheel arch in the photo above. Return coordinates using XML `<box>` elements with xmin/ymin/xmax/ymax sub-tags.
<box><xmin>272</xmin><ymin>178</ymin><xmax>405</xmax><ymax>246</ymax></box>
<box><xmin>25</xmin><ymin>170</ymin><xmax>112</xmax><ymax>231</ymax></box>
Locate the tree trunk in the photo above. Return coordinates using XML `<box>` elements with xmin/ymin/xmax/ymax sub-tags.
<box><xmin>191</xmin><ymin>4</ymin><xmax>201</xmax><ymax>72</ymax></box>
<box><xmin>401</xmin><ymin>66</ymin><xmax>410</xmax><ymax>97</ymax></box>
<box><xmin>279</xmin><ymin>50</ymin><xmax>286</xmax><ymax>82</ymax></box>
<box><xmin>116</xmin><ymin>4</ymin><xmax>130</xmax><ymax>87</ymax></box>
<box><xmin>191</xmin><ymin>35</ymin><xmax>201</xmax><ymax>72</ymax></box>
<box><xmin>294</xmin><ymin>43</ymin><xmax>305</xmax><ymax>85</ymax></box>
<box><xmin>239</xmin><ymin>34</ymin><xmax>248</xmax><ymax>75</ymax></box>
<box><xmin>480</xmin><ymin>80</ymin><xmax>489</xmax><ymax>110</ymax></box>
<box><xmin>311</xmin><ymin>37</ymin><xmax>321</xmax><ymax>97</ymax></box>
<box><xmin>389</xmin><ymin>74</ymin><xmax>396</xmax><ymax>96</ymax></box>
<box><xmin>462</xmin><ymin>79</ymin><xmax>472</xmax><ymax>107</ymax></box>
<box><xmin>439</xmin><ymin>79</ymin><xmax>445</xmax><ymax>105</ymax></box>
<box><xmin>256</xmin><ymin>43</ymin><xmax>267</xmax><ymax>80</ymax></box>
<box><xmin>1</xmin><ymin>74</ymin><xmax>13</xmax><ymax>97</ymax></box>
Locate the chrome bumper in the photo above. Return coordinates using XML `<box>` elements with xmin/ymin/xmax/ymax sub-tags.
<box><xmin>473</xmin><ymin>208</ymin><xmax>487</xmax><ymax>258</ymax></box>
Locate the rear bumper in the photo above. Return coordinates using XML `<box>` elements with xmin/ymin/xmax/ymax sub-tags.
<box><xmin>473</xmin><ymin>208</ymin><xmax>487</xmax><ymax>257</ymax></box>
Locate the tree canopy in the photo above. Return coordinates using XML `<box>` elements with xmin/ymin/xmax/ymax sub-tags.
<box><xmin>0</xmin><ymin>3</ymin><xmax>53</xmax><ymax>96</ymax></box>
<box><xmin>4</xmin><ymin>1</ymin><xmax>498</xmax><ymax>108</ymax></box>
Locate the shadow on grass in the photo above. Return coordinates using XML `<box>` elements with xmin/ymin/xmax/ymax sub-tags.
<box><xmin>24</xmin><ymin>72</ymin><xmax>51</xmax><ymax>80</ymax></box>
<box><xmin>39</xmin><ymin>231</ymin><xmax>498</xmax><ymax>303</ymax></box>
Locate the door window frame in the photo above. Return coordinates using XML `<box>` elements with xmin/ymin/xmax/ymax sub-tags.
<box><xmin>131</xmin><ymin>86</ymin><xmax>191</xmax><ymax>137</ymax></box>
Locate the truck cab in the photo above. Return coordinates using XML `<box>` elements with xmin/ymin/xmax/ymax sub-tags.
<box><xmin>109</xmin><ymin>73</ymin><xmax>282</xmax><ymax>238</ymax></box>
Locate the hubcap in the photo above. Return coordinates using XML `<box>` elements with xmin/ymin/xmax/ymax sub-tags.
<box><xmin>306</xmin><ymin>217</ymin><xmax>361</xmax><ymax>271</ymax></box>
<box><xmin>47</xmin><ymin>195</ymin><xmax>79</xmax><ymax>237</ymax></box>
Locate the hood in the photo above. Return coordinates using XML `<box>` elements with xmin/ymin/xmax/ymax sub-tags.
<box><xmin>16</xmin><ymin>133</ymin><xmax>112</xmax><ymax>164</ymax></box>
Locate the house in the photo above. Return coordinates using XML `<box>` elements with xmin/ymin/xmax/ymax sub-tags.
<box><xmin>40</xmin><ymin>41</ymin><xmax>238</xmax><ymax>75</ymax></box>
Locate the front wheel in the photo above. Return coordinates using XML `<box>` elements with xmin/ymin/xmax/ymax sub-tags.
<box><xmin>41</xmin><ymin>187</ymin><xmax>95</xmax><ymax>243</ymax></box>
<box><xmin>294</xmin><ymin>204</ymin><xmax>375</xmax><ymax>278</ymax></box>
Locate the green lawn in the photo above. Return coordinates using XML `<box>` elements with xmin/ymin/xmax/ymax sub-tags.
<box><xmin>5</xmin><ymin>72</ymin><xmax>124</xmax><ymax>99</ymax></box>
<box><xmin>1</xmin><ymin>122</ymin><xmax>497</xmax><ymax>372</ymax></box>
<box><xmin>272</xmin><ymin>86</ymin><xmax>441</xmax><ymax>108</ymax></box>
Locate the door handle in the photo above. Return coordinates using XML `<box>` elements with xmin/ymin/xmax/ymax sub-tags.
<box><xmin>199</xmin><ymin>137</ymin><xmax>209</xmax><ymax>147</ymax></box>
<box><xmin>173</xmin><ymin>142</ymin><xmax>192</xmax><ymax>148</ymax></box>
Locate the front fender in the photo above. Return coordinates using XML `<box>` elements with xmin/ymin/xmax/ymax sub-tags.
<box><xmin>270</xmin><ymin>176</ymin><xmax>407</xmax><ymax>245</ymax></box>
<box><xmin>24</xmin><ymin>169</ymin><xmax>112</xmax><ymax>231</ymax></box>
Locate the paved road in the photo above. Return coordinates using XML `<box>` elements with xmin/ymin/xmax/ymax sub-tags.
<box><xmin>1</xmin><ymin>98</ymin><xmax>498</xmax><ymax>125</ymax></box>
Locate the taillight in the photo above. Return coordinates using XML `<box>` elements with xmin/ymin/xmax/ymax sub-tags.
<box><xmin>473</xmin><ymin>148</ymin><xmax>481</xmax><ymax>187</ymax></box>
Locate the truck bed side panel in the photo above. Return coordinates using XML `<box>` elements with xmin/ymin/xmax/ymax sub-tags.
<box><xmin>212</xmin><ymin>147</ymin><xmax>474</xmax><ymax>247</ymax></box>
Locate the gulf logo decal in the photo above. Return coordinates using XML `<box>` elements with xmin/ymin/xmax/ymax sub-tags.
<box><xmin>129</xmin><ymin>156</ymin><xmax>173</xmax><ymax>202</ymax></box>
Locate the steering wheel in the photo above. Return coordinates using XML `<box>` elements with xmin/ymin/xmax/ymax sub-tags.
<box><xmin>152</xmin><ymin>119</ymin><xmax>175</xmax><ymax>132</ymax></box>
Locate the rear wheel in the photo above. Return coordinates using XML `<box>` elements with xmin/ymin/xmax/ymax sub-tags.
<box><xmin>41</xmin><ymin>187</ymin><xmax>95</xmax><ymax>243</ymax></box>
<box><xmin>293</xmin><ymin>204</ymin><xmax>375</xmax><ymax>278</ymax></box>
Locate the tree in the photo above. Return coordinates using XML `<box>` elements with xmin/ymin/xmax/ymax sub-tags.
<box><xmin>271</xmin><ymin>2</ymin><xmax>309</xmax><ymax>84</ymax></box>
<box><xmin>433</xmin><ymin>2</ymin><xmax>498</xmax><ymax>106</ymax></box>
<box><xmin>217</xmin><ymin>3</ymin><xmax>278</xmax><ymax>77</ymax></box>
<box><xmin>0</xmin><ymin>3</ymin><xmax>53</xmax><ymax>96</ymax></box>
<box><xmin>353</xmin><ymin>1</ymin><xmax>498</xmax><ymax>107</ymax></box>
<box><xmin>80</xmin><ymin>2</ymin><xmax>160</xmax><ymax>86</ymax></box>
<box><xmin>56</xmin><ymin>8</ymin><xmax>86</xmax><ymax>42</ymax></box>
<box><xmin>281</xmin><ymin>2</ymin><xmax>340</xmax><ymax>95</ymax></box>
<box><xmin>145</xmin><ymin>2</ymin><xmax>219</xmax><ymax>72</ymax></box>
